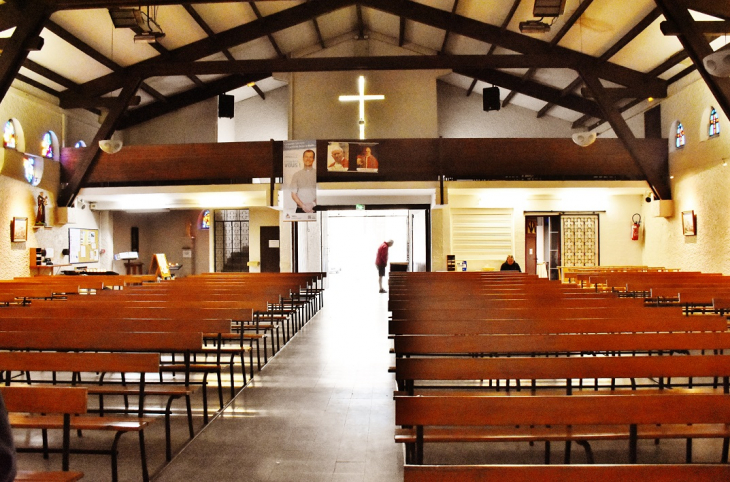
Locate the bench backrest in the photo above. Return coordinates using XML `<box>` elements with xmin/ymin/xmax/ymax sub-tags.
<box><xmin>0</xmin><ymin>331</ymin><xmax>202</xmax><ymax>352</ymax></box>
<box><xmin>403</xmin><ymin>464</ymin><xmax>730</xmax><ymax>482</ymax></box>
<box><xmin>395</xmin><ymin>393</ymin><xmax>730</xmax><ymax>426</ymax></box>
<box><xmin>0</xmin><ymin>351</ymin><xmax>160</xmax><ymax>374</ymax></box>
<box><xmin>0</xmin><ymin>386</ymin><xmax>88</xmax><ymax>414</ymax></box>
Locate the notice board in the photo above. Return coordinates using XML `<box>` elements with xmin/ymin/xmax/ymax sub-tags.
<box><xmin>68</xmin><ymin>228</ymin><xmax>99</xmax><ymax>264</ymax></box>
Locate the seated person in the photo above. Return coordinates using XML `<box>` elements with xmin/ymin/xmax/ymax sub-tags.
<box><xmin>500</xmin><ymin>255</ymin><xmax>521</xmax><ymax>272</ymax></box>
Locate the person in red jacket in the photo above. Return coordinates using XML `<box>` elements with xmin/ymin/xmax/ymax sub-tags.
<box><xmin>375</xmin><ymin>239</ymin><xmax>394</xmax><ymax>293</ymax></box>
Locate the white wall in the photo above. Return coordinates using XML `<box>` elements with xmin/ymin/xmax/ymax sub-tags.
<box><xmin>437</xmin><ymin>81</ymin><xmax>576</xmax><ymax>138</ymax></box>
<box><xmin>232</xmin><ymin>86</ymin><xmax>289</xmax><ymax>142</ymax></box>
<box><xmin>123</xmin><ymin>98</ymin><xmax>217</xmax><ymax>145</ymax></box>
<box><xmin>641</xmin><ymin>72</ymin><xmax>730</xmax><ymax>274</ymax></box>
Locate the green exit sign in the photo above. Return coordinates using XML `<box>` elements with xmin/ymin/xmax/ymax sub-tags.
<box><xmin>355</xmin><ymin>204</ymin><xmax>365</xmax><ymax>210</ymax></box>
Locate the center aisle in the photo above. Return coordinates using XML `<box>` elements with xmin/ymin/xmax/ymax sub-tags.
<box><xmin>155</xmin><ymin>272</ymin><xmax>403</xmax><ymax>482</ymax></box>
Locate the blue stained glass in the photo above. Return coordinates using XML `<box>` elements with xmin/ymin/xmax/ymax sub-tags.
<box><xmin>201</xmin><ymin>210</ymin><xmax>211</xmax><ymax>229</ymax></box>
<box><xmin>3</xmin><ymin>120</ymin><xmax>16</xmax><ymax>149</ymax></box>
<box><xmin>74</xmin><ymin>140</ymin><xmax>86</xmax><ymax>148</ymax></box>
<box><xmin>675</xmin><ymin>122</ymin><xmax>685</xmax><ymax>149</ymax></box>
<box><xmin>41</xmin><ymin>132</ymin><xmax>54</xmax><ymax>158</ymax></box>
<box><xmin>709</xmin><ymin>108</ymin><xmax>720</xmax><ymax>137</ymax></box>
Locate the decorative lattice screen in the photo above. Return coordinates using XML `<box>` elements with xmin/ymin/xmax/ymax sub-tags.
<box><xmin>560</xmin><ymin>214</ymin><xmax>598</xmax><ymax>268</ymax></box>
<box><xmin>214</xmin><ymin>209</ymin><xmax>250</xmax><ymax>272</ymax></box>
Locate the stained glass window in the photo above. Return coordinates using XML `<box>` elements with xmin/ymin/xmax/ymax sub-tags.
<box><xmin>709</xmin><ymin>108</ymin><xmax>720</xmax><ymax>138</ymax></box>
<box><xmin>3</xmin><ymin>120</ymin><xmax>16</xmax><ymax>149</ymax></box>
<box><xmin>23</xmin><ymin>157</ymin><xmax>42</xmax><ymax>186</ymax></box>
<box><xmin>675</xmin><ymin>122</ymin><xmax>685</xmax><ymax>149</ymax></box>
<box><xmin>201</xmin><ymin>210</ymin><xmax>211</xmax><ymax>229</ymax></box>
<box><xmin>41</xmin><ymin>131</ymin><xmax>54</xmax><ymax>158</ymax></box>
<box><xmin>74</xmin><ymin>140</ymin><xmax>86</xmax><ymax>148</ymax></box>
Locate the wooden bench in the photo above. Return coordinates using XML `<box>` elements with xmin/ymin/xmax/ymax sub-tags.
<box><xmin>403</xmin><ymin>464</ymin><xmax>730</xmax><ymax>482</ymax></box>
<box><xmin>2</xmin><ymin>357</ymin><xmax>156</xmax><ymax>482</ymax></box>
<box><xmin>15</xmin><ymin>471</ymin><xmax>84</xmax><ymax>481</ymax></box>
<box><xmin>0</xmin><ymin>351</ymin><xmax>191</xmax><ymax>462</ymax></box>
<box><xmin>395</xmin><ymin>393</ymin><xmax>730</xmax><ymax>465</ymax></box>
<box><xmin>1</xmin><ymin>386</ymin><xmax>87</xmax><ymax>473</ymax></box>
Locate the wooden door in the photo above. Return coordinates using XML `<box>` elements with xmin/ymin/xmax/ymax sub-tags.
<box><xmin>260</xmin><ymin>226</ymin><xmax>280</xmax><ymax>273</ymax></box>
<box><xmin>524</xmin><ymin>217</ymin><xmax>537</xmax><ymax>275</ymax></box>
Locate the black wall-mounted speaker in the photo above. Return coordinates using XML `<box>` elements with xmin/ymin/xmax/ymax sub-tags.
<box><xmin>483</xmin><ymin>87</ymin><xmax>501</xmax><ymax>112</ymax></box>
<box><xmin>218</xmin><ymin>94</ymin><xmax>234</xmax><ymax>118</ymax></box>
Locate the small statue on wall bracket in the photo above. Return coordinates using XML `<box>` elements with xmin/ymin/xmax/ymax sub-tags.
<box><xmin>35</xmin><ymin>193</ymin><xmax>48</xmax><ymax>226</ymax></box>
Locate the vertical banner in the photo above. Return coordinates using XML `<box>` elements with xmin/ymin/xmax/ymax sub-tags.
<box><xmin>283</xmin><ymin>140</ymin><xmax>317</xmax><ymax>222</ymax></box>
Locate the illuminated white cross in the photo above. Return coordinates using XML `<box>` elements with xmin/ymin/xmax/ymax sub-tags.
<box><xmin>338</xmin><ymin>75</ymin><xmax>384</xmax><ymax>140</ymax></box>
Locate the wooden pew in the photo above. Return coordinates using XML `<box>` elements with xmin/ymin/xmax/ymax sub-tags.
<box><xmin>395</xmin><ymin>393</ymin><xmax>730</xmax><ymax>465</ymax></box>
<box><xmin>1</xmin><ymin>386</ymin><xmax>87</xmax><ymax>473</ymax></box>
<box><xmin>15</xmin><ymin>471</ymin><xmax>84</xmax><ymax>481</ymax></box>
<box><xmin>395</xmin><ymin>354</ymin><xmax>730</xmax><ymax>396</ymax></box>
<box><xmin>2</xmin><ymin>355</ymin><xmax>158</xmax><ymax>481</ymax></box>
<box><xmin>404</xmin><ymin>464</ymin><xmax>730</xmax><ymax>482</ymax></box>
<box><xmin>0</xmin><ymin>351</ymin><xmax>190</xmax><ymax>462</ymax></box>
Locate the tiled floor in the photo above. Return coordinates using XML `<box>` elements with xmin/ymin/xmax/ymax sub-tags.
<box><xmin>152</xmin><ymin>272</ymin><xmax>402</xmax><ymax>482</ymax></box>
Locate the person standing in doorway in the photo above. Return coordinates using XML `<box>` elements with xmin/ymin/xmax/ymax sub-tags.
<box><xmin>376</xmin><ymin>239</ymin><xmax>394</xmax><ymax>293</ymax></box>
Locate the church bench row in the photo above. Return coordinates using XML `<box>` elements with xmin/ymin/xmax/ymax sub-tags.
<box><xmin>394</xmin><ymin>354</ymin><xmax>730</xmax><ymax>396</ymax></box>
<box><xmin>403</xmin><ymin>464</ymin><xmax>730</xmax><ymax>482</ymax></box>
<box><xmin>2</xmin><ymin>362</ymin><xmax>156</xmax><ymax>482</ymax></box>
<box><xmin>0</xmin><ymin>351</ymin><xmax>195</xmax><ymax>466</ymax></box>
<box><xmin>395</xmin><ymin>393</ymin><xmax>730</xmax><ymax>465</ymax></box>
<box><xmin>5</xmin><ymin>302</ymin><xmax>277</xmax><ymax>367</ymax></box>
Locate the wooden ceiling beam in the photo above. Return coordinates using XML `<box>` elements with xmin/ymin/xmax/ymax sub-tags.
<box><xmin>355</xmin><ymin>4</ymin><xmax>365</xmax><ymax>40</ymax></box>
<box><xmin>73</xmin><ymin>0</ymin><xmax>354</xmax><ymax>99</ymax></box>
<box><xmin>58</xmin><ymin>75</ymin><xmax>143</xmax><ymax>207</ymax></box>
<box><xmin>465</xmin><ymin>0</ymin><xmax>520</xmax><ymax>97</ymax></box>
<box><xmin>456</xmin><ymin>67</ymin><xmax>605</xmax><ymax>119</ymax></box>
<box><xmin>655</xmin><ymin>0</ymin><xmax>730</xmax><ymax>121</ymax></box>
<box><xmin>677</xmin><ymin>0</ymin><xmax>730</xmax><ymax>20</ymax></box>
<box><xmin>581</xmin><ymin>70</ymin><xmax>669</xmax><ymax>200</ymax></box>
<box><xmin>249</xmin><ymin>1</ymin><xmax>286</xmax><ymax>58</ymax></box>
<box><xmin>60</xmin><ymin>94</ymin><xmax>141</xmax><ymax>109</ymax></box>
<box><xmin>398</xmin><ymin>16</ymin><xmax>406</xmax><ymax>47</ymax></box>
<box><xmin>0</xmin><ymin>0</ymin><xmax>51</xmax><ymax>104</ymax></box>
<box><xmin>502</xmin><ymin>0</ymin><xmax>593</xmax><ymax>108</ymax></box>
<box><xmin>134</xmin><ymin>54</ymin><xmax>593</xmax><ymax>77</ymax></box>
<box><xmin>312</xmin><ymin>18</ymin><xmax>326</xmax><ymax>50</ymax></box>
<box><xmin>0</xmin><ymin>36</ymin><xmax>44</xmax><ymax>51</ymax></box>
<box><xmin>117</xmin><ymin>73</ymin><xmax>269</xmax><ymax>130</ymax></box>
<box><xmin>660</xmin><ymin>20</ymin><xmax>730</xmax><ymax>35</ymax></box>
<box><xmin>538</xmin><ymin>7</ymin><xmax>661</xmax><ymax>119</ymax></box>
<box><xmin>45</xmin><ymin>20</ymin><xmax>166</xmax><ymax>104</ymax></box>
<box><xmin>439</xmin><ymin>0</ymin><xmax>460</xmax><ymax>54</ymax></box>
<box><xmin>361</xmin><ymin>0</ymin><xmax>665</xmax><ymax>92</ymax></box>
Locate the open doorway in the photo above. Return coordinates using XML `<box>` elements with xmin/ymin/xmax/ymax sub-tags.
<box><xmin>296</xmin><ymin>207</ymin><xmax>429</xmax><ymax>290</ymax></box>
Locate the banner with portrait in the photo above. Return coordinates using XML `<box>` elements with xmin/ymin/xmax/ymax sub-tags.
<box><xmin>283</xmin><ymin>140</ymin><xmax>317</xmax><ymax>222</ymax></box>
<box><xmin>326</xmin><ymin>141</ymin><xmax>379</xmax><ymax>173</ymax></box>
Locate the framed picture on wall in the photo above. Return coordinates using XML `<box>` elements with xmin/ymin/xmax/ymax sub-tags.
<box><xmin>11</xmin><ymin>217</ymin><xmax>27</xmax><ymax>242</ymax></box>
<box><xmin>682</xmin><ymin>210</ymin><xmax>696</xmax><ymax>236</ymax></box>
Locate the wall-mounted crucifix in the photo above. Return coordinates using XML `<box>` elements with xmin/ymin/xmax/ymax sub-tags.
<box><xmin>338</xmin><ymin>75</ymin><xmax>384</xmax><ymax>140</ymax></box>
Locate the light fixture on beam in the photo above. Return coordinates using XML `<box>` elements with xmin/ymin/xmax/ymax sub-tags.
<box><xmin>519</xmin><ymin>20</ymin><xmax>551</xmax><ymax>34</ymax></box>
<box><xmin>533</xmin><ymin>0</ymin><xmax>567</xmax><ymax>17</ymax></box>
<box><xmin>572</xmin><ymin>131</ymin><xmax>597</xmax><ymax>147</ymax></box>
<box><xmin>99</xmin><ymin>139</ymin><xmax>123</xmax><ymax>154</ymax></box>
<box><xmin>703</xmin><ymin>43</ymin><xmax>730</xmax><ymax>78</ymax></box>
<box><xmin>109</xmin><ymin>7</ymin><xmax>165</xmax><ymax>44</ymax></box>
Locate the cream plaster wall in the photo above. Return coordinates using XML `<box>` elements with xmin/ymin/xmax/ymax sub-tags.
<box><xmin>233</xmin><ymin>87</ymin><xmax>289</xmax><ymax>142</ymax></box>
<box><xmin>641</xmin><ymin>72</ymin><xmax>730</xmax><ymax>274</ymax></box>
<box><xmin>291</xmin><ymin>70</ymin><xmax>442</xmax><ymax>140</ymax></box>
<box><xmin>445</xmin><ymin>188</ymin><xmax>644</xmax><ymax>272</ymax></box>
<box><xmin>437</xmin><ymin>82</ymin><xmax>576</xmax><ymax>138</ymax></box>
<box><xmin>122</xmin><ymin>98</ymin><xmax>217</xmax><ymax>146</ymax></box>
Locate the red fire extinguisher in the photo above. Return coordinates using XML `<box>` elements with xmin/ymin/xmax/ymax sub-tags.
<box><xmin>631</xmin><ymin>213</ymin><xmax>641</xmax><ymax>241</ymax></box>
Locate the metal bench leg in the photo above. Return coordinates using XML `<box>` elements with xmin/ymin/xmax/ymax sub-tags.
<box><xmin>139</xmin><ymin>430</ymin><xmax>150</xmax><ymax>482</ymax></box>
<box><xmin>577</xmin><ymin>441</ymin><xmax>594</xmax><ymax>464</ymax></box>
